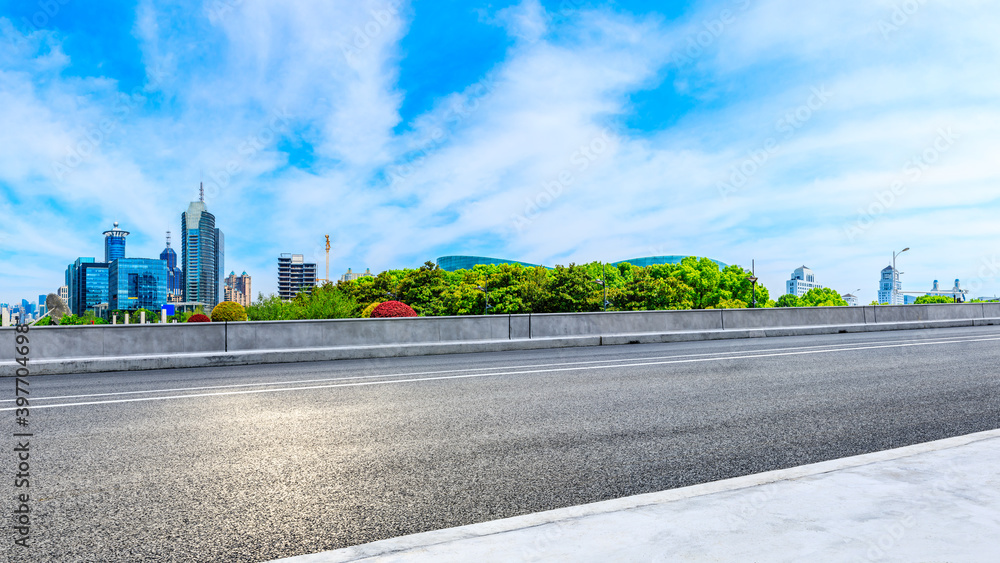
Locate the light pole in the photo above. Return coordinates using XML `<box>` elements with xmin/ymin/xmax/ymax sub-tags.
<box><xmin>892</xmin><ymin>247</ymin><xmax>909</xmax><ymax>305</ymax></box>
<box><xmin>747</xmin><ymin>259</ymin><xmax>758</xmax><ymax>308</ymax></box>
<box><xmin>476</xmin><ymin>280</ymin><xmax>490</xmax><ymax>315</ymax></box>
<box><xmin>593</xmin><ymin>263</ymin><xmax>609</xmax><ymax>312</ymax></box>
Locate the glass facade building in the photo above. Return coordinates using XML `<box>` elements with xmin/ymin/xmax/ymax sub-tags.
<box><xmin>109</xmin><ymin>258</ymin><xmax>169</xmax><ymax>311</ymax></box>
<box><xmin>437</xmin><ymin>256</ymin><xmax>543</xmax><ymax>272</ymax></box>
<box><xmin>66</xmin><ymin>258</ymin><xmax>110</xmax><ymax>316</ymax></box>
<box><xmin>216</xmin><ymin>229</ymin><xmax>225</xmax><ymax>306</ymax></box>
<box><xmin>181</xmin><ymin>195</ymin><xmax>223</xmax><ymax>310</ymax></box>
<box><xmin>103</xmin><ymin>222</ymin><xmax>130</xmax><ymax>262</ymax></box>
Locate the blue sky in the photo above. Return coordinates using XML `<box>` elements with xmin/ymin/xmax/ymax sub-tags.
<box><xmin>2</xmin><ymin>0</ymin><xmax>999</xmax><ymax>306</ymax></box>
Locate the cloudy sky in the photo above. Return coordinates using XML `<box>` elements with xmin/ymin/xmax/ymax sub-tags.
<box><xmin>2</xmin><ymin>0</ymin><xmax>998</xmax><ymax>306</ymax></box>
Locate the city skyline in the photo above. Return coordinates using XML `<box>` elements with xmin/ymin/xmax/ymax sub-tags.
<box><xmin>3</xmin><ymin>1</ymin><xmax>1000</xmax><ymax>306</ymax></box>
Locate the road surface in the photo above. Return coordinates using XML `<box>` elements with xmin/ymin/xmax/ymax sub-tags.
<box><xmin>3</xmin><ymin>325</ymin><xmax>1000</xmax><ymax>562</ymax></box>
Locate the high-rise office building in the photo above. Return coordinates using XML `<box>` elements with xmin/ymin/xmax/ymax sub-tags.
<box><xmin>108</xmin><ymin>258</ymin><xmax>169</xmax><ymax>311</ymax></box>
<box><xmin>160</xmin><ymin>231</ymin><xmax>184</xmax><ymax>302</ymax></box>
<box><xmin>103</xmin><ymin>222</ymin><xmax>130</xmax><ymax>262</ymax></box>
<box><xmin>278</xmin><ymin>254</ymin><xmax>317</xmax><ymax>300</ymax></box>
<box><xmin>878</xmin><ymin>265</ymin><xmax>902</xmax><ymax>305</ymax></box>
<box><xmin>181</xmin><ymin>185</ymin><xmax>224</xmax><ymax>310</ymax></box>
<box><xmin>786</xmin><ymin>266</ymin><xmax>823</xmax><ymax>297</ymax></box>
<box><xmin>66</xmin><ymin>257</ymin><xmax>110</xmax><ymax>316</ymax></box>
<box><xmin>225</xmin><ymin>271</ymin><xmax>252</xmax><ymax>308</ymax></box>
<box><xmin>216</xmin><ymin>229</ymin><xmax>225</xmax><ymax>307</ymax></box>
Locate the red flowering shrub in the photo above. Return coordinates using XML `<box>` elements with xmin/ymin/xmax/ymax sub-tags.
<box><xmin>187</xmin><ymin>314</ymin><xmax>212</xmax><ymax>323</ymax></box>
<box><xmin>370</xmin><ymin>301</ymin><xmax>417</xmax><ymax>318</ymax></box>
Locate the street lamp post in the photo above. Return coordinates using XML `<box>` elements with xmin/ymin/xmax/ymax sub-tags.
<box><xmin>747</xmin><ymin>259</ymin><xmax>758</xmax><ymax>309</ymax></box>
<box><xmin>594</xmin><ymin>263</ymin><xmax>609</xmax><ymax>312</ymax></box>
<box><xmin>476</xmin><ymin>280</ymin><xmax>490</xmax><ymax>315</ymax></box>
<box><xmin>892</xmin><ymin>247</ymin><xmax>909</xmax><ymax>305</ymax></box>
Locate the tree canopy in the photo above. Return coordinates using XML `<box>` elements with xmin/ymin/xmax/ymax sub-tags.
<box><xmin>914</xmin><ymin>295</ymin><xmax>956</xmax><ymax>304</ymax></box>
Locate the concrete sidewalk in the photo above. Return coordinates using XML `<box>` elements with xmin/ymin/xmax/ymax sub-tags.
<box><xmin>271</xmin><ymin>429</ymin><xmax>1000</xmax><ymax>563</ymax></box>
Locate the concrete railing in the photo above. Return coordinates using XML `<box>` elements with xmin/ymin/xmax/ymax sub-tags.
<box><xmin>4</xmin><ymin>303</ymin><xmax>1000</xmax><ymax>375</ymax></box>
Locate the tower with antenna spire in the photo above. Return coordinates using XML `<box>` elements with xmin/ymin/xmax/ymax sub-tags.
<box><xmin>160</xmin><ymin>231</ymin><xmax>183</xmax><ymax>302</ymax></box>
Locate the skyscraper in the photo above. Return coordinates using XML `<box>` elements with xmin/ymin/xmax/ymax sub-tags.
<box><xmin>160</xmin><ymin>231</ymin><xmax>184</xmax><ymax>302</ymax></box>
<box><xmin>878</xmin><ymin>265</ymin><xmax>902</xmax><ymax>305</ymax></box>
<box><xmin>216</xmin><ymin>229</ymin><xmax>225</xmax><ymax>307</ymax></box>
<box><xmin>103</xmin><ymin>222</ymin><xmax>130</xmax><ymax>262</ymax></box>
<box><xmin>225</xmin><ymin>271</ymin><xmax>252</xmax><ymax>308</ymax></box>
<box><xmin>181</xmin><ymin>185</ymin><xmax>224</xmax><ymax>310</ymax></box>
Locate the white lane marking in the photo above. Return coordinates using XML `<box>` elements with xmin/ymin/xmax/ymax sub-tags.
<box><xmin>6</xmin><ymin>332</ymin><xmax>990</xmax><ymax>404</ymax></box>
<box><xmin>6</xmin><ymin>335</ymin><xmax>1000</xmax><ymax>411</ymax></box>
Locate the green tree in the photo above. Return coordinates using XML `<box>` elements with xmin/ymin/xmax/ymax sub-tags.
<box><xmin>60</xmin><ymin>311</ymin><xmax>108</xmax><ymax>325</ymax></box>
<box><xmin>799</xmin><ymin>287</ymin><xmax>849</xmax><ymax>307</ymax></box>
<box><xmin>536</xmin><ymin>264</ymin><xmax>600</xmax><ymax>313</ymax></box>
<box><xmin>246</xmin><ymin>293</ymin><xmax>296</xmax><ymax>321</ymax></box>
<box><xmin>395</xmin><ymin>262</ymin><xmax>450</xmax><ymax>316</ymax></box>
<box><xmin>718</xmin><ymin>264</ymin><xmax>770</xmax><ymax>308</ymax></box>
<box><xmin>289</xmin><ymin>285</ymin><xmax>357</xmax><ymax>320</ymax></box>
<box><xmin>775</xmin><ymin>294</ymin><xmax>801</xmax><ymax>308</ymax></box>
<box><xmin>715</xmin><ymin>298</ymin><xmax>748</xmax><ymax>309</ymax></box>
<box><xmin>618</xmin><ymin>268</ymin><xmax>693</xmax><ymax>311</ymax></box>
<box><xmin>914</xmin><ymin>295</ymin><xmax>956</xmax><ymax>304</ymax></box>
<box><xmin>675</xmin><ymin>257</ymin><xmax>724</xmax><ymax>309</ymax></box>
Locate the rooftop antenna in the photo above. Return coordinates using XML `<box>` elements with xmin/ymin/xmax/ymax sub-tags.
<box><xmin>199</xmin><ymin>182</ymin><xmax>205</xmax><ymax>202</ymax></box>
<box><xmin>166</xmin><ymin>230</ymin><xmax>172</xmax><ymax>247</ymax></box>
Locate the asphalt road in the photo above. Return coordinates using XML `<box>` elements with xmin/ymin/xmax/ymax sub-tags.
<box><xmin>3</xmin><ymin>325</ymin><xmax>1000</xmax><ymax>562</ymax></box>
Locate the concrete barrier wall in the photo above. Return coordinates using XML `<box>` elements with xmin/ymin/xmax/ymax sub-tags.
<box><xmin>526</xmin><ymin>310</ymin><xmax>723</xmax><ymax>338</ymax></box>
<box><xmin>4</xmin><ymin>303</ymin><xmax>1000</xmax><ymax>362</ymax></box>
<box><xmin>226</xmin><ymin>315</ymin><xmax>511</xmax><ymax>351</ymax></box>
<box><xmin>872</xmin><ymin>303</ymin><xmax>986</xmax><ymax>323</ymax></box>
<box><xmin>722</xmin><ymin>306</ymin><xmax>866</xmax><ymax>329</ymax></box>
